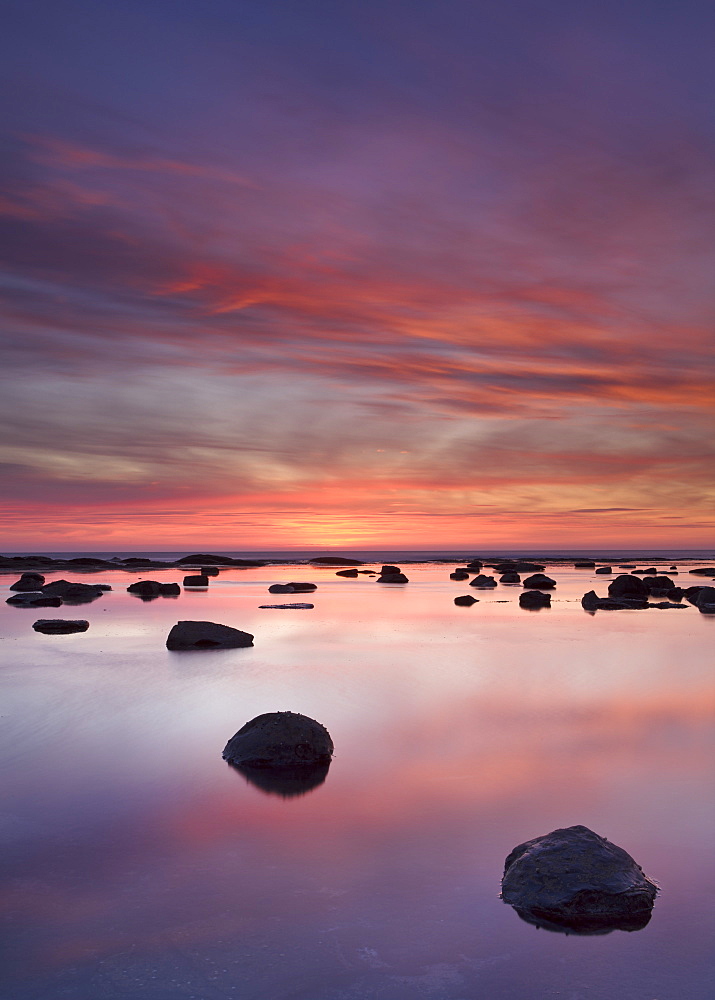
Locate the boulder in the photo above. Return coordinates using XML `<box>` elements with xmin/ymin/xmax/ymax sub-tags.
<box><xmin>377</xmin><ymin>572</ymin><xmax>409</xmax><ymax>583</ymax></box>
<box><xmin>595</xmin><ymin>566</ymin><xmax>612</xmax><ymax>575</ymax></box>
<box><xmin>689</xmin><ymin>567</ymin><xmax>715</xmax><ymax>577</ymax></box>
<box><xmin>608</xmin><ymin>574</ymin><xmax>647</xmax><ymax>598</ymax></box>
<box><xmin>268</xmin><ymin>583</ymin><xmax>295</xmax><ymax>593</ymax></box>
<box><xmin>642</xmin><ymin>575</ymin><xmax>675</xmax><ymax>593</ymax></box>
<box><xmin>222</xmin><ymin>711</ymin><xmax>333</xmax><ymax>768</ymax></box>
<box><xmin>336</xmin><ymin>568</ymin><xmax>359</xmax><ymax>577</ymax></box>
<box><xmin>9</xmin><ymin>572</ymin><xmax>46</xmax><ymax>591</ymax></box>
<box><xmin>513</xmin><ymin>562</ymin><xmax>545</xmax><ymax>573</ymax></box>
<box><xmin>648</xmin><ymin>602</ymin><xmax>688</xmax><ymax>610</ymax></box>
<box><xmin>501</xmin><ymin>825</ymin><xmax>658</xmax><ymax>934</ymax></box>
<box><xmin>523</xmin><ymin>574</ymin><xmax>556</xmax><ymax>589</ymax></box>
<box><xmin>450</xmin><ymin>570</ymin><xmax>470</xmax><ymax>581</ymax></box>
<box><xmin>183</xmin><ymin>574</ymin><xmax>209</xmax><ymax>587</ymax></box>
<box><xmin>201</xmin><ymin>566</ymin><xmax>220</xmax><ymax>576</ymax></box>
<box><xmin>499</xmin><ymin>572</ymin><xmax>521</xmax><ymax>583</ymax></box>
<box><xmin>127</xmin><ymin>580</ymin><xmax>181</xmax><ymax>597</ymax></box>
<box><xmin>285</xmin><ymin>582</ymin><xmax>317</xmax><ymax>592</ymax></box>
<box><xmin>470</xmin><ymin>574</ymin><xmax>497</xmax><ymax>588</ymax></box>
<box><xmin>694</xmin><ymin>586</ymin><xmax>715</xmax><ymax>614</ymax></box>
<box><xmin>633</xmin><ymin>567</ymin><xmax>658</xmax><ymax>575</ymax></box>
<box><xmin>519</xmin><ymin>590</ymin><xmax>551</xmax><ymax>608</ymax></box>
<box><xmin>618</xmin><ymin>564</ymin><xmax>636</xmax><ymax>569</ymax></box>
<box><xmin>465</xmin><ymin>560</ymin><xmax>483</xmax><ymax>571</ymax></box>
<box><xmin>32</xmin><ymin>619</ymin><xmax>89</xmax><ymax>634</ymax></box>
<box><xmin>581</xmin><ymin>590</ymin><xmax>648</xmax><ymax>611</ymax></box>
<box><xmin>166</xmin><ymin>620</ymin><xmax>254</xmax><ymax>650</ymax></box>
<box><xmin>7</xmin><ymin>592</ymin><xmax>63</xmax><ymax>608</ymax></box>
<box><xmin>41</xmin><ymin>580</ymin><xmax>109</xmax><ymax>604</ymax></box>
<box><xmin>380</xmin><ymin>565</ymin><xmax>402</xmax><ymax>575</ymax></box>
<box><xmin>454</xmin><ymin>594</ymin><xmax>479</xmax><ymax>606</ymax></box>
<box><xmin>574</xmin><ymin>561</ymin><xmax>596</xmax><ymax>568</ymax></box>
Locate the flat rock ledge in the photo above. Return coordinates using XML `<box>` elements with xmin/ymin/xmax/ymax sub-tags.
<box><xmin>33</xmin><ymin>619</ymin><xmax>89</xmax><ymax>634</ymax></box>
<box><xmin>223</xmin><ymin>711</ymin><xmax>334</xmax><ymax>768</ymax></box>
<box><xmin>166</xmin><ymin>620</ymin><xmax>254</xmax><ymax>650</ymax></box>
<box><xmin>258</xmin><ymin>603</ymin><xmax>314</xmax><ymax>609</ymax></box>
<box><xmin>501</xmin><ymin>825</ymin><xmax>658</xmax><ymax>934</ymax></box>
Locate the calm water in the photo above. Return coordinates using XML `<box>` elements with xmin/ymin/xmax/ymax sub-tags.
<box><xmin>1</xmin><ymin>560</ymin><xmax>714</xmax><ymax>999</ymax></box>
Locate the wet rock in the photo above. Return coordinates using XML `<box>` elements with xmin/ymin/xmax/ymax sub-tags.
<box><xmin>499</xmin><ymin>571</ymin><xmax>521</xmax><ymax>583</ymax></box>
<box><xmin>336</xmin><ymin>568</ymin><xmax>359</xmax><ymax>577</ymax></box>
<box><xmin>41</xmin><ymin>580</ymin><xmax>110</xmax><ymax>604</ymax></box>
<box><xmin>642</xmin><ymin>575</ymin><xmax>675</xmax><ymax>593</ymax></box>
<box><xmin>7</xmin><ymin>592</ymin><xmax>63</xmax><ymax>608</ymax></box>
<box><xmin>380</xmin><ymin>565</ymin><xmax>401</xmax><ymax>575</ymax></box>
<box><xmin>454</xmin><ymin>594</ymin><xmax>479</xmax><ymax>606</ymax></box>
<box><xmin>33</xmin><ymin>619</ymin><xmax>89</xmax><ymax>634</ymax></box>
<box><xmin>519</xmin><ymin>590</ymin><xmax>551</xmax><ymax>608</ymax></box>
<box><xmin>470</xmin><ymin>574</ymin><xmax>497</xmax><ymax>588</ymax></box>
<box><xmin>269</xmin><ymin>583</ymin><xmax>296</xmax><ymax>593</ymax></box>
<box><xmin>581</xmin><ymin>591</ymin><xmax>648</xmax><ymax>611</ymax></box>
<box><xmin>183</xmin><ymin>574</ymin><xmax>209</xmax><ymax>587</ymax></box>
<box><xmin>166</xmin><ymin>620</ymin><xmax>254</xmax><ymax>650</ymax></box>
<box><xmin>127</xmin><ymin>580</ymin><xmax>181</xmax><ymax>597</ymax></box>
<box><xmin>377</xmin><ymin>567</ymin><xmax>409</xmax><ymax>582</ymax></box>
<box><xmin>285</xmin><ymin>582</ymin><xmax>318</xmax><ymax>592</ymax></box>
<box><xmin>633</xmin><ymin>567</ymin><xmax>658</xmax><ymax>575</ymax></box>
<box><xmin>222</xmin><ymin>711</ymin><xmax>333</xmax><ymax>768</ymax></box>
<box><xmin>465</xmin><ymin>560</ymin><xmax>483</xmax><ymax>571</ymax></box>
<box><xmin>595</xmin><ymin>566</ymin><xmax>612</xmax><ymax>574</ymax></box>
<box><xmin>201</xmin><ymin>566</ymin><xmax>220</xmax><ymax>576</ymax></box>
<box><xmin>689</xmin><ymin>567</ymin><xmax>715</xmax><ymax>577</ymax></box>
<box><xmin>608</xmin><ymin>574</ymin><xmax>648</xmax><ymax>598</ymax></box>
<box><xmin>694</xmin><ymin>586</ymin><xmax>715</xmax><ymax>614</ymax></box>
<box><xmin>450</xmin><ymin>570</ymin><xmax>470</xmax><ymax>581</ymax></box>
<box><xmin>501</xmin><ymin>825</ymin><xmax>658</xmax><ymax>934</ymax></box>
<box><xmin>574</xmin><ymin>561</ymin><xmax>596</xmax><ymax>568</ymax></box>
<box><xmin>9</xmin><ymin>573</ymin><xmax>46</xmax><ymax>591</ymax></box>
<box><xmin>258</xmin><ymin>603</ymin><xmax>314</xmax><ymax>609</ymax></box>
<box><xmin>523</xmin><ymin>574</ymin><xmax>556</xmax><ymax>589</ymax></box>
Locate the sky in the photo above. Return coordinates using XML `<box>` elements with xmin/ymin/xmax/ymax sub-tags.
<box><xmin>0</xmin><ymin>0</ymin><xmax>713</xmax><ymax>551</ymax></box>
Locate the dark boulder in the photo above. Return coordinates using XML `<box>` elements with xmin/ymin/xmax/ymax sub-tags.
<box><xmin>128</xmin><ymin>580</ymin><xmax>181</xmax><ymax>597</ymax></box>
<box><xmin>176</xmin><ymin>553</ymin><xmax>236</xmax><ymax>565</ymax></box>
<box><xmin>309</xmin><ymin>556</ymin><xmax>364</xmax><ymax>565</ymax></box>
<box><xmin>454</xmin><ymin>594</ymin><xmax>478</xmax><ymax>606</ymax></box>
<box><xmin>582</xmin><ymin>590</ymin><xmax>648</xmax><ymax>611</ymax></box>
<box><xmin>41</xmin><ymin>580</ymin><xmax>109</xmax><ymax>604</ymax></box>
<box><xmin>595</xmin><ymin>566</ymin><xmax>612</xmax><ymax>575</ymax></box>
<box><xmin>450</xmin><ymin>570</ymin><xmax>470</xmax><ymax>580</ymax></box>
<box><xmin>201</xmin><ymin>566</ymin><xmax>220</xmax><ymax>576</ymax></box>
<box><xmin>336</xmin><ymin>568</ymin><xmax>359</xmax><ymax>577</ymax></box>
<box><xmin>519</xmin><ymin>590</ymin><xmax>551</xmax><ymax>608</ymax></box>
<box><xmin>574</xmin><ymin>561</ymin><xmax>596</xmax><ymax>568</ymax></box>
<box><xmin>285</xmin><ymin>582</ymin><xmax>318</xmax><ymax>592</ymax></box>
<box><xmin>608</xmin><ymin>574</ymin><xmax>647</xmax><ymax>598</ymax></box>
<box><xmin>523</xmin><ymin>574</ymin><xmax>556</xmax><ymax>589</ymax></box>
<box><xmin>377</xmin><ymin>572</ymin><xmax>409</xmax><ymax>583</ymax></box>
<box><xmin>514</xmin><ymin>562</ymin><xmax>545</xmax><ymax>573</ymax></box>
<box><xmin>618</xmin><ymin>564</ymin><xmax>636</xmax><ymax>569</ymax></box>
<box><xmin>183</xmin><ymin>574</ymin><xmax>209</xmax><ymax>587</ymax></box>
<box><xmin>166</xmin><ymin>620</ymin><xmax>254</xmax><ymax>650</ymax></box>
<box><xmin>380</xmin><ymin>565</ymin><xmax>402</xmax><ymax>575</ymax></box>
<box><xmin>33</xmin><ymin>619</ymin><xmax>89</xmax><ymax>634</ymax></box>
<box><xmin>268</xmin><ymin>583</ymin><xmax>295</xmax><ymax>593</ymax></box>
<box><xmin>633</xmin><ymin>567</ymin><xmax>658</xmax><ymax>575</ymax></box>
<box><xmin>222</xmin><ymin>711</ymin><xmax>333</xmax><ymax>768</ymax></box>
<box><xmin>694</xmin><ymin>586</ymin><xmax>715</xmax><ymax>614</ymax></box>
<box><xmin>470</xmin><ymin>574</ymin><xmax>497</xmax><ymax>588</ymax></box>
<box><xmin>499</xmin><ymin>571</ymin><xmax>521</xmax><ymax>583</ymax></box>
<box><xmin>10</xmin><ymin>572</ymin><xmax>46</xmax><ymax>591</ymax></box>
<box><xmin>7</xmin><ymin>592</ymin><xmax>63</xmax><ymax>608</ymax></box>
<box><xmin>689</xmin><ymin>567</ymin><xmax>715</xmax><ymax>577</ymax></box>
<box><xmin>501</xmin><ymin>825</ymin><xmax>658</xmax><ymax>934</ymax></box>
<box><xmin>642</xmin><ymin>575</ymin><xmax>675</xmax><ymax>593</ymax></box>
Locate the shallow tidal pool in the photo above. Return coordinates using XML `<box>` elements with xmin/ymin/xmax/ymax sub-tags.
<box><xmin>1</xmin><ymin>560</ymin><xmax>714</xmax><ymax>999</ymax></box>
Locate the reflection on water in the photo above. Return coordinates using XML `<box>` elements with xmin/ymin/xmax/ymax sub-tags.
<box><xmin>508</xmin><ymin>904</ymin><xmax>653</xmax><ymax>935</ymax></box>
<box><xmin>1</xmin><ymin>560</ymin><xmax>714</xmax><ymax>999</ymax></box>
<box><xmin>229</xmin><ymin>760</ymin><xmax>331</xmax><ymax>798</ymax></box>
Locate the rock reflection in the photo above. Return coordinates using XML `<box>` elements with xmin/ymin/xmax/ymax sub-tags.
<box><xmin>508</xmin><ymin>904</ymin><xmax>653</xmax><ymax>935</ymax></box>
<box><xmin>228</xmin><ymin>760</ymin><xmax>331</xmax><ymax>799</ymax></box>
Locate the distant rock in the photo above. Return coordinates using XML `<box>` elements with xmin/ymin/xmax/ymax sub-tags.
<box><xmin>41</xmin><ymin>580</ymin><xmax>109</xmax><ymax>604</ymax></box>
<box><xmin>465</xmin><ymin>560</ymin><xmax>483</xmax><ymax>571</ymax></box>
<box><xmin>309</xmin><ymin>556</ymin><xmax>364</xmax><ymax>565</ymax></box>
<box><xmin>499</xmin><ymin>571</ymin><xmax>521</xmax><ymax>583</ymax></box>
<box><xmin>258</xmin><ymin>603</ymin><xmax>314</xmax><ymax>609</ymax></box>
<box><xmin>523</xmin><ymin>574</ymin><xmax>556</xmax><ymax>589</ymax></box>
<box><xmin>633</xmin><ymin>567</ymin><xmax>658</xmax><ymax>575</ymax></box>
<box><xmin>166</xmin><ymin>620</ymin><xmax>254</xmax><ymax>650</ymax></box>
<box><xmin>519</xmin><ymin>590</ymin><xmax>551</xmax><ymax>608</ymax></box>
<box><xmin>470</xmin><ymin>574</ymin><xmax>497</xmax><ymax>588</ymax></box>
<box><xmin>608</xmin><ymin>574</ymin><xmax>648</xmax><ymax>598</ymax></box>
<box><xmin>335</xmin><ymin>568</ymin><xmax>359</xmax><ymax>577</ymax></box>
<box><xmin>581</xmin><ymin>590</ymin><xmax>648</xmax><ymax>611</ymax></box>
<box><xmin>454</xmin><ymin>594</ymin><xmax>478</xmax><ymax>606</ymax></box>
<box><xmin>176</xmin><ymin>554</ymin><xmax>237</xmax><ymax>565</ymax></box>
<box><xmin>595</xmin><ymin>566</ymin><xmax>612</xmax><ymax>575</ymax></box>
<box><xmin>284</xmin><ymin>582</ymin><xmax>317</xmax><ymax>592</ymax></box>
<box><xmin>268</xmin><ymin>583</ymin><xmax>295</xmax><ymax>593</ymax></box>
<box><xmin>380</xmin><ymin>565</ymin><xmax>401</xmax><ymax>575</ymax></box>
<box><xmin>7</xmin><ymin>593</ymin><xmax>63</xmax><ymax>608</ymax></box>
<box><xmin>127</xmin><ymin>580</ymin><xmax>181</xmax><ymax>597</ymax></box>
<box><xmin>450</xmin><ymin>570</ymin><xmax>470</xmax><ymax>580</ymax></box>
<box><xmin>648</xmin><ymin>602</ymin><xmax>688</xmax><ymax>610</ymax></box>
<box><xmin>501</xmin><ymin>825</ymin><xmax>658</xmax><ymax>934</ymax></box>
<box><xmin>574</xmin><ymin>561</ymin><xmax>596</xmax><ymax>568</ymax></box>
<box><xmin>618</xmin><ymin>564</ymin><xmax>636</xmax><ymax>569</ymax></box>
<box><xmin>377</xmin><ymin>568</ymin><xmax>409</xmax><ymax>582</ymax></box>
<box><xmin>201</xmin><ymin>566</ymin><xmax>220</xmax><ymax>576</ymax></box>
<box><xmin>9</xmin><ymin>573</ymin><xmax>46</xmax><ymax>591</ymax></box>
<box><xmin>689</xmin><ymin>567</ymin><xmax>715</xmax><ymax>577</ymax></box>
<box><xmin>33</xmin><ymin>619</ymin><xmax>89</xmax><ymax>634</ymax></box>
<box><xmin>183</xmin><ymin>574</ymin><xmax>209</xmax><ymax>587</ymax></box>
<box><xmin>222</xmin><ymin>711</ymin><xmax>333</xmax><ymax>767</ymax></box>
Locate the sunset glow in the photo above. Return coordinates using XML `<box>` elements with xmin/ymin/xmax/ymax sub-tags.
<box><xmin>0</xmin><ymin>0</ymin><xmax>712</xmax><ymax>549</ymax></box>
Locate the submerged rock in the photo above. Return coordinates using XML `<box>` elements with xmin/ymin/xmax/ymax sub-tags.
<box><xmin>222</xmin><ymin>711</ymin><xmax>333</xmax><ymax>768</ymax></box>
<box><xmin>519</xmin><ymin>590</ymin><xmax>551</xmax><ymax>608</ymax></box>
<box><xmin>595</xmin><ymin>566</ymin><xmax>612</xmax><ymax>574</ymax></box>
<box><xmin>450</xmin><ymin>570</ymin><xmax>470</xmax><ymax>581</ymax></box>
<box><xmin>501</xmin><ymin>825</ymin><xmax>658</xmax><ymax>934</ymax></box>
<box><xmin>201</xmin><ymin>566</ymin><xmax>220</xmax><ymax>577</ymax></box>
<box><xmin>470</xmin><ymin>574</ymin><xmax>497</xmax><ymax>588</ymax></box>
<box><xmin>127</xmin><ymin>580</ymin><xmax>181</xmax><ymax>597</ymax></box>
<box><xmin>10</xmin><ymin>572</ymin><xmax>46</xmax><ymax>591</ymax></box>
<box><xmin>499</xmin><ymin>571</ymin><xmax>521</xmax><ymax>583</ymax></box>
<box><xmin>335</xmin><ymin>568</ymin><xmax>359</xmax><ymax>577</ymax></box>
<box><xmin>454</xmin><ymin>594</ymin><xmax>479</xmax><ymax>606</ymax></box>
<box><xmin>32</xmin><ymin>619</ymin><xmax>89</xmax><ymax>634</ymax></box>
<box><xmin>166</xmin><ymin>620</ymin><xmax>254</xmax><ymax>650</ymax></box>
<box><xmin>285</xmin><ymin>582</ymin><xmax>318</xmax><ymax>592</ymax></box>
<box><xmin>183</xmin><ymin>574</ymin><xmax>209</xmax><ymax>587</ymax></box>
<box><xmin>522</xmin><ymin>574</ymin><xmax>556</xmax><ymax>589</ymax></box>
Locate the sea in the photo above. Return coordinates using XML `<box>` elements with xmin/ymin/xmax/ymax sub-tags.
<box><xmin>1</xmin><ymin>549</ymin><xmax>713</xmax><ymax>999</ymax></box>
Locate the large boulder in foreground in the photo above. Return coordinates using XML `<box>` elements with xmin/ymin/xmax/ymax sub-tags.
<box><xmin>166</xmin><ymin>620</ymin><xmax>254</xmax><ymax>650</ymax></box>
<box><xmin>501</xmin><ymin>825</ymin><xmax>658</xmax><ymax>934</ymax></box>
<box><xmin>523</xmin><ymin>574</ymin><xmax>556</xmax><ymax>589</ymax></box>
<box><xmin>608</xmin><ymin>574</ymin><xmax>648</xmax><ymax>598</ymax></box>
<box><xmin>223</xmin><ymin>711</ymin><xmax>333</xmax><ymax>768</ymax></box>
